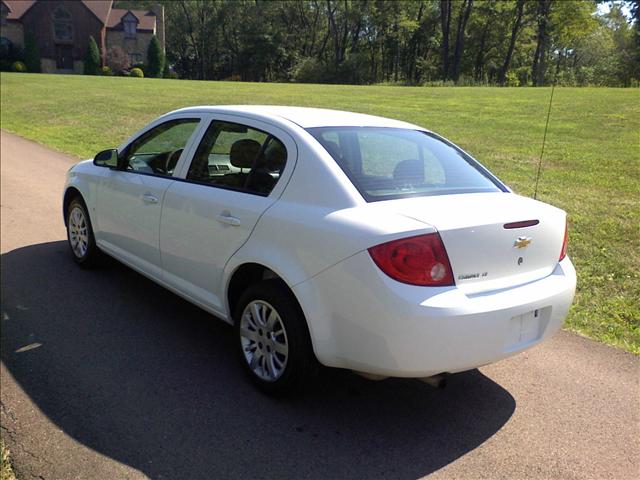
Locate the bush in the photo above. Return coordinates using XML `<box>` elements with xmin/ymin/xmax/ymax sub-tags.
<box><xmin>101</xmin><ymin>65</ymin><xmax>112</xmax><ymax>76</ymax></box>
<box><xmin>106</xmin><ymin>46</ymin><xmax>130</xmax><ymax>74</ymax></box>
<box><xmin>84</xmin><ymin>36</ymin><xmax>101</xmax><ymax>75</ymax></box>
<box><xmin>0</xmin><ymin>42</ymin><xmax>23</xmax><ymax>71</ymax></box>
<box><xmin>334</xmin><ymin>53</ymin><xmax>375</xmax><ymax>84</ymax></box>
<box><xmin>11</xmin><ymin>61</ymin><xmax>26</xmax><ymax>72</ymax></box>
<box><xmin>515</xmin><ymin>66</ymin><xmax>532</xmax><ymax>87</ymax></box>
<box><xmin>146</xmin><ymin>35</ymin><xmax>164</xmax><ymax>78</ymax></box>
<box><xmin>290</xmin><ymin>57</ymin><xmax>327</xmax><ymax>83</ymax></box>
<box><xmin>505</xmin><ymin>71</ymin><xmax>520</xmax><ymax>87</ymax></box>
<box><xmin>167</xmin><ymin>70</ymin><xmax>179</xmax><ymax>79</ymax></box>
<box><xmin>23</xmin><ymin>33</ymin><xmax>40</xmax><ymax>73</ymax></box>
<box><xmin>130</xmin><ymin>67</ymin><xmax>144</xmax><ymax>78</ymax></box>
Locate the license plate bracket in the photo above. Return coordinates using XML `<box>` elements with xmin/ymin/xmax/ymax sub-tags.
<box><xmin>506</xmin><ymin>309</ymin><xmax>542</xmax><ymax>350</ymax></box>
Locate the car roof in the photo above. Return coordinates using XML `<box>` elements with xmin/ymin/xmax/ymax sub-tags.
<box><xmin>166</xmin><ymin>105</ymin><xmax>426</xmax><ymax>130</ymax></box>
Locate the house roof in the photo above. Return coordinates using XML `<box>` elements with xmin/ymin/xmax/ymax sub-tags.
<box><xmin>2</xmin><ymin>0</ymin><xmax>155</xmax><ymax>31</ymax></box>
<box><xmin>3</xmin><ymin>0</ymin><xmax>36</xmax><ymax>20</ymax></box>
<box><xmin>107</xmin><ymin>8</ymin><xmax>156</xmax><ymax>32</ymax></box>
<box><xmin>82</xmin><ymin>0</ymin><xmax>113</xmax><ymax>24</ymax></box>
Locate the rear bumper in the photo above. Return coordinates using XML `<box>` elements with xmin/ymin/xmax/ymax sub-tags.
<box><xmin>293</xmin><ymin>253</ymin><xmax>576</xmax><ymax>377</ymax></box>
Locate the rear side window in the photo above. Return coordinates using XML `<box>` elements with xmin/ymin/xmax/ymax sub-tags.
<box><xmin>187</xmin><ymin>121</ymin><xmax>287</xmax><ymax>196</ymax></box>
<box><xmin>307</xmin><ymin>127</ymin><xmax>504</xmax><ymax>201</ymax></box>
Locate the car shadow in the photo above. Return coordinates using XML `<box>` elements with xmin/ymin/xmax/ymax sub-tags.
<box><xmin>1</xmin><ymin>241</ymin><xmax>516</xmax><ymax>479</ymax></box>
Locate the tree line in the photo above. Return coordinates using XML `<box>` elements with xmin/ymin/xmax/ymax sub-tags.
<box><xmin>120</xmin><ymin>0</ymin><xmax>640</xmax><ymax>86</ymax></box>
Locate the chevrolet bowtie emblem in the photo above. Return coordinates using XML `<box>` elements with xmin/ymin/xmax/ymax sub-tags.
<box><xmin>514</xmin><ymin>236</ymin><xmax>532</xmax><ymax>249</ymax></box>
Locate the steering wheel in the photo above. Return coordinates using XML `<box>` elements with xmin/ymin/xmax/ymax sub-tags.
<box><xmin>164</xmin><ymin>148</ymin><xmax>184</xmax><ymax>174</ymax></box>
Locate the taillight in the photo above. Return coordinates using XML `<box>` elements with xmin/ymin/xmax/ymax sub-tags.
<box><xmin>368</xmin><ymin>233</ymin><xmax>455</xmax><ymax>286</ymax></box>
<box><xmin>559</xmin><ymin>218</ymin><xmax>568</xmax><ymax>261</ymax></box>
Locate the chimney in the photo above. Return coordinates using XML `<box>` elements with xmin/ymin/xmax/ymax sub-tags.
<box><xmin>150</xmin><ymin>4</ymin><xmax>165</xmax><ymax>52</ymax></box>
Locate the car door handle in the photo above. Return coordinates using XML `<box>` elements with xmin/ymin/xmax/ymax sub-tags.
<box><xmin>215</xmin><ymin>213</ymin><xmax>241</xmax><ymax>226</ymax></box>
<box><xmin>141</xmin><ymin>193</ymin><xmax>159</xmax><ymax>204</ymax></box>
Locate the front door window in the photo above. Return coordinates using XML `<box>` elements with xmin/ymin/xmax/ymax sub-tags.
<box><xmin>122</xmin><ymin>119</ymin><xmax>201</xmax><ymax>177</ymax></box>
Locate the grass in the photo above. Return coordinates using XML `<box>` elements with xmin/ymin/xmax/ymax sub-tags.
<box><xmin>1</xmin><ymin>72</ymin><xmax>638</xmax><ymax>354</ymax></box>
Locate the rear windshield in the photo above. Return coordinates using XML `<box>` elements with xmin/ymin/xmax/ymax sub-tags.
<box><xmin>307</xmin><ymin>127</ymin><xmax>505</xmax><ymax>201</ymax></box>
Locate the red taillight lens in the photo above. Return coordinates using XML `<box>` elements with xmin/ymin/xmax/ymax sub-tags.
<box><xmin>559</xmin><ymin>218</ymin><xmax>568</xmax><ymax>261</ymax></box>
<box><xmin>368</xmin><ymin>233</ymin><xmax>455</xmax><ymax>286</ymax></box>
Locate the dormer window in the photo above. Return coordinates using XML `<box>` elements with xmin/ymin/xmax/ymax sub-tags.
<box><xmin>122</xmin><ymin>12</ymin><xmax>138</xmax><ymax>39</ymax></box>
<box><xmin>53</xmin><ymin>6</ymin><xmax>73</xmax><ymax>42</ymax></box>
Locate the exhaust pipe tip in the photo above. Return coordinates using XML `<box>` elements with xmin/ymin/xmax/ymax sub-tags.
<box><xmin>420</xmin><ymin>374</ymin><xmax>448</xmax><ymax>389</ymax></box>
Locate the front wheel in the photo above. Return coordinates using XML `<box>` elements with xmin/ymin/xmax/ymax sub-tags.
<box><xmin>235</xmin><ymin>280</ymin><xmax>317</xmax><ymax>395</ymax></box>
<box><xmin>66</xmin><ymin>197</ymin><xmax>101</xmax><ymax>268</ymax></box>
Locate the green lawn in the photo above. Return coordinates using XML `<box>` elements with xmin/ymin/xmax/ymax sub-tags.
<box><xmin>1</xmin><ymin>72</ymin><xmax>638</xmax><ymax>354</ymax></box>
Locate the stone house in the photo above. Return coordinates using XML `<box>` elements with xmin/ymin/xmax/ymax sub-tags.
<box><xmin>0</xmin><ymin>0</ymin><xmax>164</xmax><ymax>73</ymax></box>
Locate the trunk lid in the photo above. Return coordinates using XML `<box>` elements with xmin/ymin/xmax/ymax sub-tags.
<box><xmin>386</xmin><ymin>192</ymin><xmax>566</xmax><ymax>293</ymax></box>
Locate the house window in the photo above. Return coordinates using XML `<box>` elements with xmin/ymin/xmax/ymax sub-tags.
<box><xmin>53</xmin><ymin>6</ymin><xmax>73</xmax><ymax>42</ymax></box>
<box><xmin>123</xmin><ymin>15</ymin><xmax>137</xmax><ymax>38</ymax></box>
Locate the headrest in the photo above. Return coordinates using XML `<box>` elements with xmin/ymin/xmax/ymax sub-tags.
<box><xmin>393</xmin><ymin>159</ymin><xmax>424</xmax><ymax>182</ymax></box>
<box><xmin>265</xmin><ymin>141</ymin><xmax>287</xmax><ymax>171</ymax></box>
<box><xmin>230</xmin><ymin>139</ymin><xmax>261</xmax><ymax>168</ymax></box>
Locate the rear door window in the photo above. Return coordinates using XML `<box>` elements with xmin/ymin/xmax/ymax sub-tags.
<box><xmin>186</xmin><ymin>121</ymin><xmax>287</xmax><ymax>196</ymax></box>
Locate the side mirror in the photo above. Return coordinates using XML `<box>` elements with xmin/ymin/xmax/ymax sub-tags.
<box><xmin>93</xmin><ymin>149</ymin><xmax>118</xmax><ymax>168</ymax></box>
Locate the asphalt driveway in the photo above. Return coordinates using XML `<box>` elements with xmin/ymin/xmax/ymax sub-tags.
<box><xmin>1</xmin><ymin>130</ymin><xmax>638</xmax><ymax>479</ymax></box>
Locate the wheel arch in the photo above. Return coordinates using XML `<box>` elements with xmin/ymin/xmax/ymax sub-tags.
<box><xmin>62</xmin><ymin>186</ymin><xmax>84</xmax><ymax>226</ymax></box>
<box><xmin>226</xmin><ymin>261</ymin><xmax>320</xmax><ymax>363</ymax></box>
<box><xmin>226</xmin><ymin>262</ymin><xmax>289</xmax><ymax>322</ymax></box>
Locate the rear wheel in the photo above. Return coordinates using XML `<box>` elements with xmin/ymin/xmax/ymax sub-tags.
<box><xmin>235</xmin><ymin>280</ymin><xmax>316</xmax><ymax>395</ymax></box>
<box><xmin>66</xmin><ymin>197</ymin><xmax>100</xmax><ymax>268</ymax></box>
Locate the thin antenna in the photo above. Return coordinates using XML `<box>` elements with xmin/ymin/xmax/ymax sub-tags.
<box><xmin>533</xmin><ymin>79</ymin><xmax>556</xmax><ymax>200</ymax></box>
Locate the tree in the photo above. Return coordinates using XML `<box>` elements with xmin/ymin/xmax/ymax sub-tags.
<box><xmin>106</xmin><ymin>46</ymin><xmax>130</xmax><ymax>74</ymax></box>
<box><xmin>440</xmin><ymin>0</ymin><xmax>452</xmax><ymax>79</ymax></box>
<box><xmin>532</xmin><ymin>0</ymin><xmax>552</xmax><ymax>86</ymax></box>
<box><xmin>451</xmin><ymin>0</ymin><xmax>473</xmax><ymax>82</ymax></box>
<box><xmin>84</xmin><ymin>36</ymin><xmax>101</xmax><ymax>75</ymax></box>
<box><xmin>138</xmin><ymin>0</ymin><xmax>637</xmax><ymax>86</ymax></box>
<box><xmin>146</xmin><ymin>35</ymin><xmax>165</xmax><ymax>78</ymax></box>
<box><xmin>23</xmin><ymin>33</ymin><xmax>40</xmax><ymax>73</ymax></box>
<box><xmin>498</xmin><ymin>0</ymin><xmax>525</xmax><ymax>85</ymax></box>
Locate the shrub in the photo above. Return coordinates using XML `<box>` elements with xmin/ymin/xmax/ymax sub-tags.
<box><xmin>505</xmin><ymin>71</ymin><xmax>520</xmax><ymax>87</ymax></box>
<box><xmin>290</xmin><ymin>57</ymin><xmax>327</xmax><ymax>84</ymax></box>
<box><xmin>515</xmin><ymin>66</ymin><xmax>532</xmax><ymax>87</ymax></box>
<box><xmin>11</xmin><ymin>61</ymin><xmax>26</xmax><ymax>72</ymax></box>
<box><xmin>130</xmin><ymin>67</ymin><xmax>144</xmax><ymax>78</ymax></box>
<box><xmin>106</xmin><ymin>46</ymin><xmax>130</xmax><ymax>74</ymax></box>
<box><xmin>167</xmin><ymin>69</ymin><xmax>179</xmax><ymax>79</ymax></box>
<box><xmin>0</xmin><ymin>42</ymin><xmax>23</xmax><ymax>71</ymax></box>
<box><xmin>101</xmin><ymin>65</ymin><xmax>112</xmax><ymax>76</ymax></box>
<box><xmin>23</xmin><ymin>33</ymin><xmax>40</xmax><ymax>73</ymax></box>
<box><xmin>84</xmin><ymin>36</ymin><xmax>101</xmax><ymax>75</ymax></box>
<box><xmin>146</xmin><ymin>35</ymin><xmax>164</xmax><ymax>78</ymax></box>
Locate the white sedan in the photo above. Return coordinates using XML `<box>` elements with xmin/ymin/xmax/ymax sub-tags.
<box><xmin>63</xmin><ymin>106</ymin><xmax>576</xmax><ymax>394</ymax></box>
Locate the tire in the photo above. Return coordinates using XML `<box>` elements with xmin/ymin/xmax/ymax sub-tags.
<box><xmin>66</xmin><ymin>197</ymin><xmax>101</xmax><ymax>268</ymax></box>
<box><xmin>234</xmin><ymin>280</ymin><xmax>317</xmax><ymax>395</ymax></box>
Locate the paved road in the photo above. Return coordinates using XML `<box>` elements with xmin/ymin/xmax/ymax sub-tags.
<box><xmin>1</xmin><ymin>130</ymin><xmax>638</xmax><ymax>480</ymax></box>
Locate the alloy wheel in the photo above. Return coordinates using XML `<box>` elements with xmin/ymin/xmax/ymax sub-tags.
<box><xmin>68</xmin><ymin>206</ymin><xmax>89</xmax><ymax>258</ymax></box>
<box><xmin>239</xmin><ymin>300</ymin><xmax>289</xmax><ymax>382</ymax></box>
